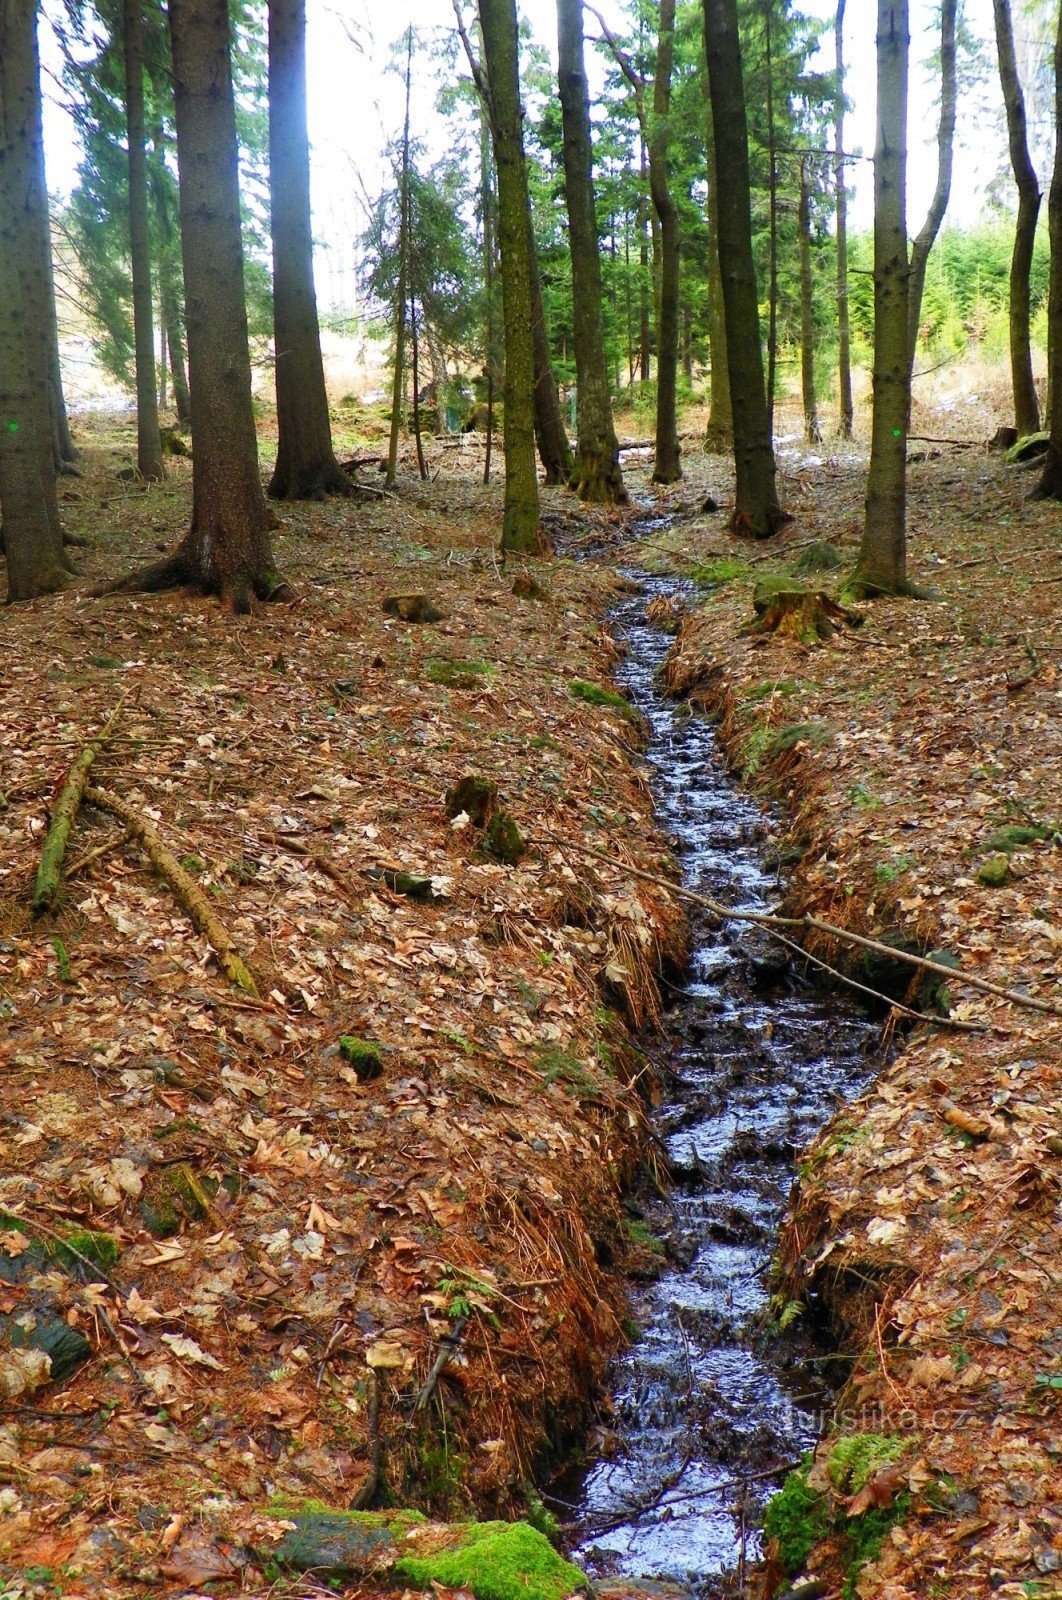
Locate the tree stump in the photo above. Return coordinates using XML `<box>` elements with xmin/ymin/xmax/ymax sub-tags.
<box><xmin>744</xmin><ymin>578</ymin><xmax>864</xmax><ymax>644</ymax></box>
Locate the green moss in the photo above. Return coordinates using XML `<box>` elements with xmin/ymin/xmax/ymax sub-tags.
<box><xmin>623</xmin><ymin>1218</ymin><xmax>665</xmax><ymax>1254</ymax></box>
<box><xmin>981</xmin><ymin>823</ymin><xmax>1054</xmax><ymax>853</ymax></box>
<box><xmin>338</xmin><ymin>1036</ymin><xmax>384</xmax><ymax>1082</ymax></box>
<box><xmin>483</xmin><ymin>811</ymin><xmax>525</xmax><ymax>865</ymax></box>
<box><xmin>535</xmin><ymin>1045</ymin><xmax>598</xmax><ymax>1097</ymax></box>
<box><xmin>688</xmin><ymin>556</ymin><xmax>748</xmax><ymax>589</ymax></box>
<box><xmin>827</xmin><ymin>1433</ymin><xmax>904</xmax><ymax>1494</ymax></box>
<box><xmin>139</xmin><ymin>1165</ymin><xmax>219</xmax><ymax>1239</ymax></box>
<box><xmin>763</xmin><ymin>1456</ymin><xmax>829</xmax><ymax>1574</ymax></box>
<box><xmin>178</xmin><ymin>854</ymin><xmax>206</xmax><ymax>875</ymax></box>
<box><xmin>977</xmin><ymin>853</ymin><xmax>1011</xmax><ymax>887</ymax></box>
<box><xmin>395</xmin><ymin>1521</ymin><xmax>585</xmax><ymax>1600</ymax></box>
<box><xmin>0</xmin><ymin>1213</ymin><xmax>120</xmax><ymax>1274</ymax></box>
<box><xmin>568</xmin><ymin>679</ymin><xmax>639</xmax><ymax>721</ymax></box>
<box><xmin>427</xmin><ymin>658</ymin><xmax>494</xmax><ymax>690</ymax></box>
<box><xmin>741</xmin><ymin>721</ymin><xmax>830</xmax><ymax>777</ymax></box>
<box><xmin>793</xmin><ymin>540</ymin><xmax>844</xmax><ymax>574</ymax></box>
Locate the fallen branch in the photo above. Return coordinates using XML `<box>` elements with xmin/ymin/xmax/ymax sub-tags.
<box><xmin>85</xmin><ymin>786</ymin><xmax>258</xmax><ymax>996</ymax></box>
<box><xmin>526</xmin><ymin>827</ymin><xmax>1060</xmax><ymax>1018</ymax></box>
<box><xmin>349</xmin><ymin>1368</ymin><xmax>381</xmax><ymax>1511</ymax></box>
<box><xmin>31</xmin><ymin>694</ymin><xmax>128</xmax><ymax>915</ymax></box>
<box><xmin>413</xmin><ymin>1315</ymin><xmax>468</xmax><ymax>1413</ymax></box>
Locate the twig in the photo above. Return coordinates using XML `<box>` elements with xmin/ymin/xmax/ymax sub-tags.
<box><xmin>413</xmin><ymin>1315</ymin><xmax>468</xmax><ymax>1413</ymax></box>
<box><xmin>526</xmin><ymin>827</ymin><xmax>1061</xmax><ymax>1017</ymax></box>
<box><xmin>31</xmin><ymin>693</ymin><xmax>128</xmax><ymax>915</ymax></box>
<box><xmin>85</xmin><ymin>785</ymin><xmax>258</xmax><ymax>996</ymax></box>
<box><xmin>565</xmin><ymin>1457</ymin><xmax>800</xmax><ymax>1532</ymax></box>
<box><xmin>348</xmin><ymin>1369</ymin><xmax>381</xmax><ymax>1511</ymax></box>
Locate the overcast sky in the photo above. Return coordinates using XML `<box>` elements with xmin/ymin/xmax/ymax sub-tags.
<box><xmin>41</xmin><ymin>0</ymin><xmax>1030</xmax><ymax>314</ymax></box>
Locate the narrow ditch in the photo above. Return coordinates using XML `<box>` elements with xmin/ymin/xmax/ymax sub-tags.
<box><xmin>557</xmin><ymin>554</ymin><xmax>879</xmax><ymax>1593</ymax></box>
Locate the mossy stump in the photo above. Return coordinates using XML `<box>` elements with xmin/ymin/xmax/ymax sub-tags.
<box><xmin>745</xmin><ymin>577</ymin><xmax>864</xmax><ymax>645</ymax></box>
<box><xmin>445</xmin><ymin>774</ymin><xmax>499</xmax><ymax>826</ymax></box>
<box><xmin>338</xmin><ymin>1035</ymin><xmax>384</xmax><ymax>1082</ymax></box>
<box><xmin>483</xmin><ymin>811</ymin><xmax>525</xmax><ymax>865</ymax></box>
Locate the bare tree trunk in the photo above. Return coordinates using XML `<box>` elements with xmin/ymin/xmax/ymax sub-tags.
<box><xmin>386</xmin><ymin>29</ymin><xmax>412</xmax><ymax>488</ymax></box>
<box><xmin>267</xmin><ymin>0</ymin><xmax>350</xmax><ymax>498</ymax></box>
<box><xmin>649</xmin><ymin>0</ymin><xmax>681</xmax><ymax>482</ymax></box>
<box><xmin>0</xmin><ymin>1</ymin><xmax>68</xmax><ymax>600</ymax></box>
<box><xmin>104</xmin><ymin>0</ymin><xmax>285</xmax><ymax>607</ymax></box>
<box><xmin>763</xmin><ymin>0</ymin><xmax>778</xmax><ymax>443</ymax></box>
<box><xmin>123</xmin><ymin>0</ymin><xmax>164</xmax><ymax>481</ymax></box>
<box><xmin>638</xmin><ymin>135</ymin><xmax>650</xmax><ymax>381</ymax></box>
<box><xmin>799</xmin><ymin>158</ymin><xmax>821</xmax><ymax>445</ymax></box>
<box><xmin>150</xmin><ymin>130</ymin><xmax>191</xmax><ymax>425</ymax></box>
<box><xmin>478</xmin><ymin>0</ymin><xmax>542</xmax><ymax>552</ymax></box>
<box><xmin>704</xmin><ymin>107</ymin><xmax>732</xmax><ymax>447</ymax></box>
<box><xmin>480</xmin><ymin>103</ymin><xmax>496</xmax><ymax>485</ymax></box>
<box><xmin>556</xmin><ymin>0</ymin><xmax>625</xmax><ymax>502</ymax></box>
<box><xmin>906</xmin><ymin>0</ymin><xmax>957</xmax><ymax>381</ymax></box>
<box><xmin>993</xmin><ymin>0</ymin><xmax>1041</xmax><ymax>437</ymax></box>
<box><xmin>850</xmin><ymin>1</ymin><xmax>913</xmax><ymax>600</ymax></box>
<box><xmin>528</xmin><ymin>229</ymin><xmax>572</xmax><ymax>486</ymax></box>
<box><xmin>703</xmin><ymin>0</ymin><xmax>786</xmax><ymax>536</ymax></box>
<box><xmin>1032</xmin><ymin>7</ymin><xmax>1062</xmax><ymax>498</ymax></box>
<box><xmin>410</xmin><ymin>292</ymin><xmax>428</xmax><ymax>480</ymax></box>
<box><xmin>834</xmin><ymin>0</ymin><xmax>853</xmax><ymax>438</ymax></box>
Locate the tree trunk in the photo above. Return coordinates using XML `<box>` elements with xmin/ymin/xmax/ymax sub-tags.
<box><xmin>993</xmin><ymin>0</ymin><xmax>1041</xmax><ymax>437</ymax></box>
<box><xmin>638</xmin><ymin>136</ymin><xmax>650</xmax><ymax>382</ymax></box>
<box><xmin>151</xmin><ymin>131</ymin><xmax>191</xmax><ymax>425</ymax></box>
<box><xmin>528</xmin><ymin>228</ymin><xmax>572</xmax><ymax>486</ymax></box>
<box><xmin>556</xmin><ymin>0</ymin><xmax>625</xmax><ymax>503</ymax></box>
<box><xmin>649</xmin><ymin>0</ymin><xmax>681</xmax><ymax>483</ymax></box>
<box><xmin>480</xmin><ymin>101</ymin><xmax>495</xmax><ymax>485</ymax></box>
<box><xmin>386</xmin><ymin>31</ymin><xmax>412</xmax><ymax>488</ymax></box>
<box><xmin>704</xmin><ymin>109</ymin><xmax>732</xmax><ymax>447</ymax></box>
<box><xmin>799</xmin><ymin>159</ymin><xmax>821</xmax><ymax>445</ymax></box>
<box><xmin>0</xmin><ymin>4</ymin><xmax>68</xmax><ymax>601</ymax></box>
<box><xmin>906</xmin><ymin>0</ymin><xmax>956</xmax><ymax>380</ymax></box>
<box><xmin>1032</xmin><ymin>7</ymin><xmax>1062</xmax><ymax>499</ymax></box>
<box><xmin>123</xmin><ymin>0</ymin><xmax>164</xmax><ymax>482</ymax></box>
<box><xmin>478</xmin><ymin>0</ymin><xmax>543</xmax><ymax>553</ymax></box>
<box><xmin>0</xmin><ymin>0</ymin><xmax>68</xmax><ymax>525</ymax></box>
<box><xmin>850</xmin><ymin>1</ymin><xmax>912</xmax><ymax>599</ymax></box>
<box><xmin>267</xmin><ymin>0</ymin><xmax>350</xmax><ymax>499</ymax></box>
<box><xmin>834</xmin><ymin>0</ymin><xmax>854</xmax><ymax>439</ymax></box>
<box><xmin>410</xmin><ymin>293</ymin><xmax>428</xmax><ymax>480</ymax></box>
<box><xmin>763</xmin><ymin>0</ymin><xmax>778</xmax><ymax>443</ymax></box>
<box><xmin>105</xmin><ymin>0</ymin><xmax>284</xmax><ymax>607</ymax></box>
<box><xmin>702</xmin><ymin>0</ymin><xmax>786</xmax><ymax>537</ymax></box>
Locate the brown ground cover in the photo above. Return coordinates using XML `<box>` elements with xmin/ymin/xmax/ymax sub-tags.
<box><xmin>643</xmin><ymin>439</ymin><xmax>1061</xmax><ymax>1600</ymax></box>
<box><xmin>0</xmin><ymin>409</ymin><xmax>1058</xmax><ymax>1600</ymax></box>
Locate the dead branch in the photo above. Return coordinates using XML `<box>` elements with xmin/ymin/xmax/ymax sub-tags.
<box><xmin>413</xmin><ymin>1314</ymin><xmax>468</xmax><ymax>1413</ymax></box>
<box><xmin>85</xmin><ymin>786</ymin><xmax>258</xmax><ymax>996</ymax></box>
<box><xmin>526</xmin><ymin>827</ymin><xmax>1061</xmax><ymax>1018</ymax></box>
<box><xmin>31</xmin><ymin>693</ymin><xmax>128</xmax><ymax>915</ymax></box>
<box><xmin>349</xmin><ymin>1368</ymin><xmax>381</xmax><ymax>1510</ymax></box>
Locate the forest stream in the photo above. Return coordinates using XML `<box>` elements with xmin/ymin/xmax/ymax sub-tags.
<box><xmin>560</xmin><ymin>541</ymin><xmax>879</xmax><ymax>1593</ymax></box>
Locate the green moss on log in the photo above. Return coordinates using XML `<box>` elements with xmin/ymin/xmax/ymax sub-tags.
<box><xmin>338</xmin><ymin>1036</ymin><xmax>384</xmax><ymax>1082</ymax></box>
<box><xmin>483</xmin><ymin>811</ymin><xmax>525</xmax><ymax>864</ymax></box>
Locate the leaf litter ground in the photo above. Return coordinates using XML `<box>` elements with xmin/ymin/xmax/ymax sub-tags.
<box><xmin>0</xmin><ymin>413</ymin><xmax>1059</xmax><ymax>1600</ymax></box>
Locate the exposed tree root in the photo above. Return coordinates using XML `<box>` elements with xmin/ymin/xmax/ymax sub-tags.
<box><xmin>729</xmin><ymin>505</ymin><xmax>793</xmax><ymax>540</ymax></box>
<box><xmin>31</xmin><ymin>695</ymin><xmax>128</xmax><ymax>916</ymax></box>
<box><xmin>91</xmin><ymin>544</ymin><xmax>293</xmax><ymax>611</ymax></box>
<box><xmin>84</xmin><ymin>785</ymin><xmax>259</xmax><ymax>996</ymax></box>
<box><xmin>844</xmin><ymin>572</ymin><xmax>936</xmax><ymax>602</ymax></box>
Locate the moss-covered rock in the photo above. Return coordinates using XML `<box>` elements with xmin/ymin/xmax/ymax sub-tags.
<box><xmin>367</xmin><ymin>868</ymin><xmax>445</xmax><ymax>902</ymax></box>
<box><xmin>763</xmin><ymin>1455</ymin><xmax>829</xmax><ymax>1575</ymax></box>
<box><xmin>483</xmin><ymin>811</ymin><xmax>525</xmax><ymax>865</ymax></box>
<box><xmin>977</xmin><ymin>853</ymin><xmax>1012</xmax><ymax>887</ymax></box>
<box><xmin>268</xmin><ymin>1507</ymin><xmax>585</xmax><ymax>1600</ymax></box>
<box><xmin>338</xmin><ymin>1035</ymin><xmax>384</xmax><ymax>1082</ymax></box>
<box><xmin>428</xmin><ymin>658</ymin><xmax>493</xmax><ymax>690</ymax></box>
<box><xmin>445</xmin><ymin>774</ymin><xmax>499</xmax><ymax>826</ymax></box>
<box><xmin>793</xmin><ymin>540</ymin><xmax>843</xmax><ymax>574</ymax></box>
<box><xmin>568</xmin><ymin>678</ymin><xmax>639</xmax><ymax>721</ymax></box>
<box><xmin>0</xmin><ymin>1214</ymin><xmax>119</xmax><ymax>1281</ymax></box>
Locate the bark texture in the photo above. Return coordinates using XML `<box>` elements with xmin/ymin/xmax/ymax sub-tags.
<box><xmin>478</xmin><ymin>0</ymin><xmax>543</xmax><ymax>552</ymax></box>
<box><xmin>649</xmin><ymin>0</ymin><xmax>681</xmax><ymax>483</ymax></box>
<box><xmin>268</xmin><ymin>0</ymin><xmax>350</xmax><ymax>499</ymax></box>
<box><xmin>851</xmin><ymin>1</ymin><xmax>911</xmax><ymax>599</ymax></box>
<box><xmin>834</xmin><ymin>0</ymin><xmax>854</xmax><ymax>438</ymax></box>
<box><xmin>151</xmin><ymin>132</ymin><xmax>192</xmax><ymax>425</ymax></box>
<box><xmin>0</xmin><ymin>0</ymin><xmax>68</xmax><ymax>601</ymax></box>
<box><xmin>556</xmin><ymin>0</ymin><xmax>625</xmax><ymax>503</ymax></box>
<box><xmin>993</xmin><ymin>0</ymin><xmax>1041</xmax><ymax>437</ymax></box>
<box><xmin>106</xmin><ymin>0</ymin><xmax>283</xmax><ymax>607</ymax></box>
<box><xmin>799</xmin><ymin>161</ymin><xmax>821</xmax><ymax>445</ymax></box>
<box><xmin>529</xmin><ymin>230</ymin><xmax>572</xmax><ymax>487</ymax></box>
<box><xmin>906</xmin><ymin>0</ymin><xmax>956</xmax><ymax>375</ymax></box>
<box><xmin>123</xmin><ymin>0</ymin><xmax>164</xmax><ymax>481</ymax></box>
<box><xmin>702</xmin><ymin>0</ymin><xmax>785</xmax><ymax>536</ymax></box>
<box><xmin>704</xmin><ymin>112</ymin><xmax>732</xmax><ymax>447</ymax></box>
<box><xmin>1032</xmin><ymin>7</ymin><xmax>1062</xmax><ymax>500</ymax></box>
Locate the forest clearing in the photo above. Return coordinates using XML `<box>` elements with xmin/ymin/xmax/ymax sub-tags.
<box><xmin>1</xmin><ymin>0</ymin><xmax>1061</xmax><ymax>1596</ymax></box>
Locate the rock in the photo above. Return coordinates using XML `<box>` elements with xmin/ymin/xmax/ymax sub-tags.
<box><xmin>0</xmin><ymin>1215</ymin><xmax>119</xmax><ymax>1282</ymax></box>
<box><xmin>701</xmin><ymin>493</ymin><xmax>720</xmax><ymax>513</ymax></box>
<box><xmin>382</xmin><ymin>593</ymin><xmax>444</xmax><ymax>623</ymax></box>
<box><xmin>273</xmin><ymin>1510</ymin><xmax>398</xmax><ymax>1573</ymax></box>
<box><xmin>793</xmin><ymin>540</ymin><xmax>843</xmax><ymax>575</ymax></box>
<box><xmin>1004</xmin><ymin>431</ymin><xmax>1049</xmax><ymax>464</ymax></box>
<box><xmin>445</xmin><ymin>774</ymin><xmax>498</xmax><ymax>826</ymax></box>
<box><xmin>483</xmin><ymin>811</ymin><xmax>525</xmax><ymax>865</ymax></box>
<box><xmin>1</xmin><ymin>1313</ymin><xmax>92</xmax><ymax>1386</ymax></box>
<box><xmin>338</xmin><ymin>1036</ymin><xmax>383</xmax><ymax>1082</ymax></box>
<box><xmin>977</xmin><ymin>853</ymin><xmax>1011</xmax><ymax>887</ymax></box>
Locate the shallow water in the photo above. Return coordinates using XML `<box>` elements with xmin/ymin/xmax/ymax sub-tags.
<box><xmin>562</xmin><ymin>569</ymin><xmax>876</xmax><ymax>1593</ymax></box>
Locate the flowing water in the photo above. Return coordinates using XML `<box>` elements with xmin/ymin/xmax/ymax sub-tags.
<box><xmin>561</xmin><ymin>564</ymin><xmax>877</xmax><ymax>1593</ymax></box>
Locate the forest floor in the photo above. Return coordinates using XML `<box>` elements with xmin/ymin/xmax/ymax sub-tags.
<box><xmin>0</xmin><ymin>405</ymin><xmax>1059</xmax><ymax>1600</ymax></box>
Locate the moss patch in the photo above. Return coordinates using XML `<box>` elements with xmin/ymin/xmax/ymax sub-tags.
<box><xmin>568</xmin><ymin>679</ymin><xmax>639</xmax><ymax>721</ymax></box>
<box><xmin>980</xmin><ymin>823</ymin><xmax>1054</xmax><ymax>854</ymax></box>
<box><xmin>338</xmin><ymin>1036</ymin><xmax>384</xmax><ymax>1082</ymax></box>
<box><xmin>764</xmin><ymin>1454</ymin><xmax>830</xmax><ymax>1574</ymax></box>
<box><xmin>689</xmin><ymin>556</ymin><xmax>748</xmax><ymax>589</ymax></box>
<box><xmin>395</xmin><ymin>1520</ymin><xmax>585</xmax><ymax>1600</ymax></box>
<box><xmin>0</xmin><ymin>1213</ymin><xmax>119</xmax><ymax>1276</ymax></box>
<box><xmin>977</xmin><ymin>853</ymin><xmax>1012</xmax><ymax>887</ymax></box>
<box><xmin>427</xmin><ymin>658</ymin><xmax>494</xmax><ymax>690</ymax></box>
<box><xmin>483</xmin><ymin>811</ymin><xmax>525</xmax><ymax>864</ymax></box>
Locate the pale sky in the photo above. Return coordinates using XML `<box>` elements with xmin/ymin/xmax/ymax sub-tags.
<box><xmin>40</xmin><ymin>0</ymin><xmax>1039</xmax><ymax>315</ymax></box>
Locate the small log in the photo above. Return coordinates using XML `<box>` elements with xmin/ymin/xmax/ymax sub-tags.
<box><xmin>31</xmin><ymin>695</ymin><xmax>128</xmax><ymax>916</ymax></box>
<box><xmin>84</xmin><ymin>786</ymin><xmax>258</xmax><ymax>996</ymax></box>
